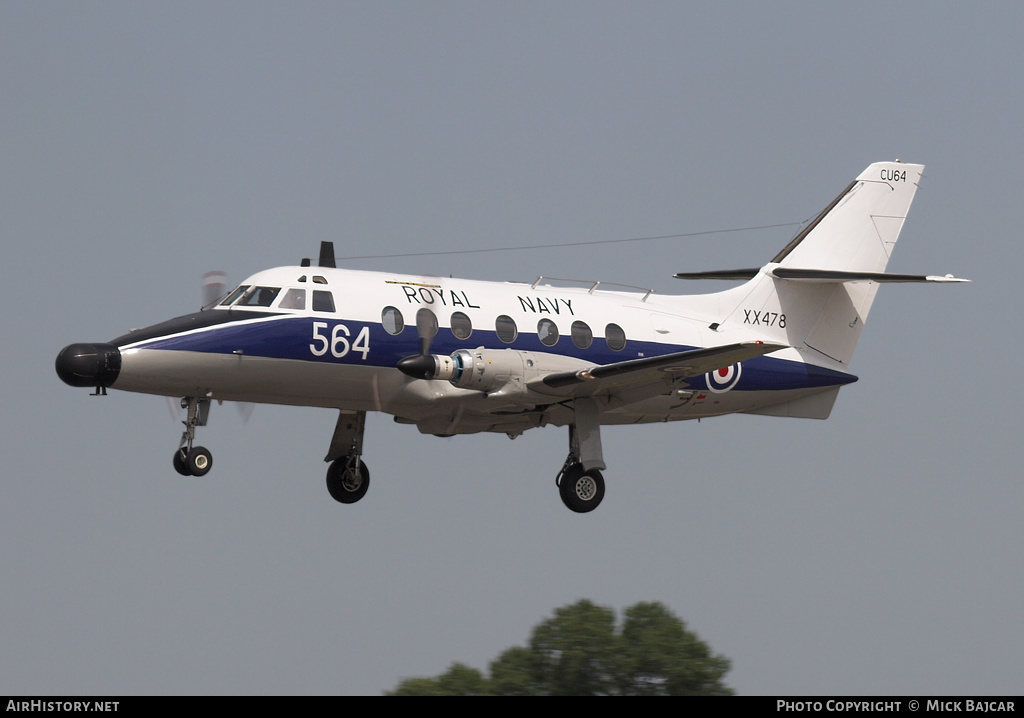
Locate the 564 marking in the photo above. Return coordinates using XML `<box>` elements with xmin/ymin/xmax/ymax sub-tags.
<box><xmin>310</xmin><ymin>322</ymin><xmax>370</xmax><ymax>360</ymax></box>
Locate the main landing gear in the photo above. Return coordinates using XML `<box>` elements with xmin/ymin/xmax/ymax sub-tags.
<box><xmin>324</xmin><ymin>410</ymin><xmax>370</xmax><ymax>504</ymax></box>
<box><xmin>172</xmin><ymin>397</ymin><xmax>214</xmax><ymax>477</ymax></box>
<box><xmin>326</xmin><ymin>456</ymin><xmax>370</xmax><ymax>503</ymax></box>
<box><xmin>555</xmin><ymin>398</ymin><xmax>607</xmax><ymax>513</ymax></box>
<box><xmin>556</xmin><ymin>458</ymin><xmax>605</xmax><ymax>513</ymax></box>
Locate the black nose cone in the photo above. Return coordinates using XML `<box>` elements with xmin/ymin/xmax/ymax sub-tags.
<box><xmin>55</xmin><ymin>343</ymin><xmax>121</xmax><ymax>388</ymax></box>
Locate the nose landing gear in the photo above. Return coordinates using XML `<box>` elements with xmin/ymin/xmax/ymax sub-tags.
<box><xmin>172</xmin><ymin>397</ymin><xmax>214</xmax><ymax>477</ymax></box>
<box><xmin>323</xmin><ymin>410</ymin><xmax>370</xmax><ymax>504</ymax></box>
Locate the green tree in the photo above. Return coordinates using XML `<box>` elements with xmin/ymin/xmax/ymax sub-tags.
<box><xmin>618</xmin><ymin>601</ymin><xmax>733</xmax><ymax>696</ymax></box>
<box><xmin>387</xmin><ymin>599</ymin><xmax>733</xmax><ymax>696</ymax></box>
<box><xmin>488</xmin><ymin>646</ymin><xmax>539</xmax><ymax>696</ymax></box>
<box><xmin>386</xmin><ymin>662</ymin><xmax>488</xmax><ymax>696</ymax></box>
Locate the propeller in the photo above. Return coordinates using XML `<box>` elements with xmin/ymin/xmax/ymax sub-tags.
<box><xmin>202</xmin><ymin>270</ymin><xmax>228</xmax><ymax>308</ymax></box>
<box><xmin>165</xmin><ymin>396</ymin><xmax>254</xmax><ymax>425</ymax></box>
<box><xmin>397</xmin><ymin>308</ymin><xmax>441</xmax><ymax>379</ymax></box>
<box><xmin>180</xmin><ymin>269</ymin><xmax>255</xmax><ymax>421</ymax></box>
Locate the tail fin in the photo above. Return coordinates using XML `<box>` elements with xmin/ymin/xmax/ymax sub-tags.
<box><xmin>714</xmin><ymin>161</ymin><xmax>925</xmax><ymax>365</ymax></box>
<box><xmin>771</xmin><ymin>161</ymin><xmax>922</xmax><ymax>274</ymax></box>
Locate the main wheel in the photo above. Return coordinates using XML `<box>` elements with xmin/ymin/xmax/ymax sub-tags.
<box><xmin>172</xmin><ymin>448</ymin><xmax>191</xmax><ymax>476</ymax></box>
<box><xmin>187</xmin><ymin>447</ymin><xmax>213</xmax><ymax>477</ymax></box>
<box><xmin>326</xmin><ymin>457</ymin><xmax>370</xmax><ymax>504</ymax></box>
<box><xmin>559</xmin><ymin>465</ymin><xmax>605</xmax><ymax>513</ymax></box>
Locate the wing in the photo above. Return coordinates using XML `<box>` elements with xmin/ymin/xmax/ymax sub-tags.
<box><xmin>529</xmin><ymin>341</ymin><xmax>786</xmax><ymax>406</ymax></box>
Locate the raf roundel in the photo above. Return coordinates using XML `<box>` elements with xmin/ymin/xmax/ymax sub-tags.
<box><xmin>706</xmin><ymin>363</ymin><xmax>742</xmax><ymax>393</ymax></box>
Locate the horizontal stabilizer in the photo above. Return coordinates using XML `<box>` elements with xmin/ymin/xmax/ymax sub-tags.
<box><xmin>769</xmin><ymin>268</ymin><xmax>969</xmax><ymax>283</ymax></box>
<box><xmin>674</xmin><ymin>267</ymin><xmax>969</xmax><ymax>283</ymax></box>
<box><xmin>674</xmin><ymin>268</ymin><xmax>760</xmax><ymax>280</ymax></box>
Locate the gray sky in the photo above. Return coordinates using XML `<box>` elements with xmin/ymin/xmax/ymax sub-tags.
<box><xmin>2</xmin><ymin>1</ymin><xmax>1020</xmax><ymax>695</ymax></box>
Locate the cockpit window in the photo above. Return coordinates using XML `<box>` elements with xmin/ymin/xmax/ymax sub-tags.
<box><xmin>278</xmin><ymin>288</ymin><xmax>306</xmax><ymax>310</ymax></box>
<box><xmin>238</xmin><ymin>287</ymin><xmax>281</xmax><ymax>307</ymax></box>
<box><xmin>312</xmin><ymin>290</ymin><xmax>335</xmax><ymax>312</ymax></box>
<box><xmin>220</xmin><ymin>285</ymin><xmax>250</xmax><ymax>306</ymax></box>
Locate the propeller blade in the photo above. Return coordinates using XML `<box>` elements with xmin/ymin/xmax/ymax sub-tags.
<box><xmin>202</xmin><ymin>271</ymin><xmax>227</xmax><ymax>307</ymax></box>
<box><xmin>398</xmin><ymin>308</ymin><xmax>441</xmax><ymax>379</ymax></box>
<box><xmin>235</xmin><ymin>402</ymin><xmax>255</xmax><ymax>424</ymax></box>
<box><xmin>415</xmin><ymin>308</ymin><xmax>438</xmax><ymax>356</ymax></box>
<box><xmin>165</xmin><ymin>396</ymin><xmax>182</xmax><ymax>422</ymax></box>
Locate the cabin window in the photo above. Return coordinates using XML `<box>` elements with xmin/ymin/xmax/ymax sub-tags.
<box><xmin>416</xmin><ymin>308</ymin><xmax>438</xmax><ymax>340</ymax></box>
<box><xmin>605</xmin><ymin>323</ymin><xmax>626</xmax><ymax>351</ymax></box>
<box><xmin>571</xmin><ymin>321</ymin><xmax>593</xmax><ymax>349</ymax></box>
<box><xmin>220</xmin><ymin>285</ymin><xmax>249</xmax><ymax>306</ymax></box>
<box><xmin>495</xmin><ymin>315</ymin><xmax>518</xmax><ymax>343</ymax></box>
<box><xmin>312</xmin><ymin>290</ymin><xmax>335</xmax><ymax>313</ymax></box>
<box><xmin>382</xmin><ymin>306</ymin><xmax>404</xmax><ymax>335</ymax></box>
<box><xmin>279</xmin><ymin>288</ymin><xmax>306</xmax><ymax>310</ymax></box>
<box><xmin>450</xmin><ymin>312</ymin><xmax>472</xmax><ymax>340</ymax></box>
<box><xmin>538</xmin><ymin>318</ymin><xmax>559</xmax><ymax>346</ymax></box>
<box><xmin>239</xmin><ymin>287</ymin><xmax>280</xmax><ymax>307</ymax></box>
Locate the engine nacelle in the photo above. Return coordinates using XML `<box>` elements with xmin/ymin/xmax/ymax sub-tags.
<box><xmin>397</xmin><ymin>347</ymin><xmax>591</xmax><ymax>400</ymax></box>
<box><xmin>437</xmin><ymin>348</ymin><xmax>521</xmax><ymax>392</ymax></box>
<box><xmin>434</xmin><ymin>348</ymin><xmax>587</xmax><ymax>397</ymax></box>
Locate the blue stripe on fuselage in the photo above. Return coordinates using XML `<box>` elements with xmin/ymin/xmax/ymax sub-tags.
<box><xmin>128</xmin><ymin>314</ymin><xmax>856</xmax><ymax>392</ymax></box>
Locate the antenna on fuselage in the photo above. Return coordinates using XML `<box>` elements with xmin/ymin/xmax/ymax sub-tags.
<box><xmin>318</xmin><ymin>241</ymin><xmax>336</xmax><ymax>268</ymax></box>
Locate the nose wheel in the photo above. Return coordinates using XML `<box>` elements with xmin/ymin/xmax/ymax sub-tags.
<box><xmin>172</xmin><ymin>397</ymin><xmax>214</xmax><ymax>477</ymax></box>
<box><xmin>174</xmin><ymin>446</ymin><xmax>213</xmax><ymax>476</ymax></box>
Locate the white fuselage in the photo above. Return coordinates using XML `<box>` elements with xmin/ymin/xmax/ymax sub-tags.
<box><xmin>108</xmin><ymin>264</ymin><xmax>853</xmax><ymax>436</ymax></box>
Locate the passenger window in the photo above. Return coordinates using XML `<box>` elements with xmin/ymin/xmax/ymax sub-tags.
<box><xmin>571</xmin><ymin>321</ymin><xmax>593</xmax><ymax>349</ymax></box>
<box><xmin>240</xmin><ymin>287</ymin><xmax>280</xmax><ymax>307</ymax></box>
<box><xmin>450</xmin><ymin>312</ymin><xmax>472</xmax><ymax>340</ymax></box>
<box><xmin>279</xmin><ymin>288</ymin><xmax>306</xmax><ymax>310</ymax></box>
<box><xmin>495</xmin><ymin>315</ymin><xmax>518</xmax><ymax>343</ymax></box>
<box><xmin>312</xmin><ymin>290</ymin><xmax>335</xmax><ymax>312</ymax></box>
<box><xmin>538</xmin><ymin>318</ymin><xmax>559</xmax><ymax>346</ymax></box>
<box><xmin>382</xmin><ymin>306</ymin><xmax>404</xmax><ymax>335</ymax></box>
<box><xmin>605</xmin><ymin>323</ymin><xmax>626</xmax><ymax>351</ymax></box>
